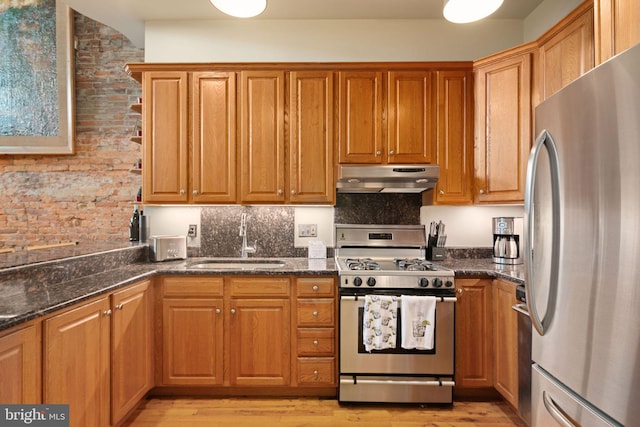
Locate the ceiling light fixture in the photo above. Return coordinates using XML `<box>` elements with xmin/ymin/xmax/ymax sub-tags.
<box><xmin>443</xmin><ymin>0</ymin><xmax>504</xmax><ymax>24</ymax></box>
<box><xmin>210</xmin><ymin>0</ymin><xmax>267</xmax><ymax>18</ymax></box>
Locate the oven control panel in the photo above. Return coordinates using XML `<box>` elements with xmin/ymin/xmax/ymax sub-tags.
<box><xmin>341</xmin><ymin>275</ymin><xmax>455</xmax><ymax>289</ymax></box>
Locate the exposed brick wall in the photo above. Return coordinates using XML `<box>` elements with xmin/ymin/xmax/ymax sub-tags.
<box><xmin>0</xmin><ymin>12</ymin><xmax>144</xmax><ymax>251</ymax></box>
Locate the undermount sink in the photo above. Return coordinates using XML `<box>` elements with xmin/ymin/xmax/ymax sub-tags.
<box><xmin>188</xmin><ymin>259</ymin><xmax>285</xmax><ymax>270</ymax></box>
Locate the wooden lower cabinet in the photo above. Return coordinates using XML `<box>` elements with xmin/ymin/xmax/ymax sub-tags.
<box><xmin>44</xmin><ymin>297</ymin><xmax>111</xmax><ymax>427</ymax></box>
<box><xmin>161</xmin><ymin>276</ymin><xmax>224</xmax><ymax>385</ymax></box>
<box><xmin>493</xmin><ymin>278</ymin><xmax>519</xmax><ymax>409</ymax></box>
<box><xmin>454</xmin><ymin>278</ymin><xmax>494</xmax><ymax>389</ymax></box>
<box><xmin>229</xmin><ymin>297</ymin><xmax>291</xmax><ymax>386</ymax></box>
<box><xmin>294</xmin><ymin>277</ymin><xmax>337</xmax><ymax>387</ymax></box>
<box><xmin>0</xmin><ymin>323</ymin><xmax>41</xmax><ymax>404</ymax></box>
<box><xmin>111</xmin><ymin>280</ymin><xmax>154</xmax><ymax>424</ymax></box>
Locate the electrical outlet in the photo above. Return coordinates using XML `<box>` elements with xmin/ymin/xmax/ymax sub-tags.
<box><xmin>187</xmin><ymin>224</ymin><xmax>197</xmax><ymax>237</ymax></box>
<box><xmin>298</xmin><ymin>224</ymin><xmax>317</xmax><ymax>237</ymax></box>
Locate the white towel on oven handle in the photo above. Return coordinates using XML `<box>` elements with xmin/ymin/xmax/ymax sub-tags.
<box><xmin>400</xmin><ymin>295</ymin><xmax>436</xmax><ymax>350</ymax></box>
<box><xmin>363</xmin><ymin>295</ymin><xmax>398</xmax><ymax>352</ymax></box>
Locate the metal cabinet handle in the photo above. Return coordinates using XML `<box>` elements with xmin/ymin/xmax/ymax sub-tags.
<box><xmin>291</xmin><ymin>189</ymin><xmax>296</xmax><ymax>195</ymax></box>
<box><xmin>312</xmin><ymin>285</ymin><xmax>319</xmax><ymax>292</ymax></box>
<box><xmin>479</xmin><ymin>189</ymin><xmax>485</xmax><ymax>194</ymax></box>
<box><xmin>439</xmin><ymin>190</ymin><xmax>445</xmax><ymax>195</ymax></box>
<box><xmin>277</xmin><ymin>189</ymin><xmax>283</xmax><ymax>195</ymax></box>
<box><xmin>312</xmin><ymin>311</ymin><xmax>319</xmax><ymax>317</ymax></box>
<box><xmin>389</xmin><ymin>150</ymin><xmax>395</xmax><ymax>155</ymax></box>
<box><xmin>193</xmin><ymin>190</ymin><xmax>199</xmax><ymax>195</ymax></box>
<box><xmin>313</xmin><ymin>370</ymin><xmax>319</xmax><ymax>378</ymax></box>
<box><xmin>180</xmin><ymin>189</ymin><xmax>185</xmax><ymax>195</ymax></box>
<box><xmin>231</xmin><ymin>308</ymin><xmax>236</xmax><ymax>314</ymax></box>
<box><xmin>103</xmin><ymin>309</ymin><xmax>112</xmax><ymax>316</ymax></box>
<box><xmin>456</xmin><ymin>288</ymin><xmax>462</xmax><ymax>294</ymax></box>
<box><xmin>215</xmin><ymin>308</ymin><xmax>221</xmax><ymax>314</ymax></box>
<box><xmin>375</xmin><ymin>150</ymin><xmax>381</xmax><ymax>156</ymax></box>
<box><xmin>115</xmin><ymin>303</ymin><xmax>124</xmax><ymax>310</ymax></box>
<box><xmin>313</xmin><ymin>340</ymin><xmax>319</xmax><ymax>346</ymax></box>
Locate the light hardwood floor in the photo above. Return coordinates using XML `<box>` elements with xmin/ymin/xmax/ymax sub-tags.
<box><xmin>122</xmin><ymin>397</ymin><xmax>527</xmax><ymax>427</ymax></box>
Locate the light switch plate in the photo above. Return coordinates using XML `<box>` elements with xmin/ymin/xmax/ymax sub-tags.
<box><xmin>298</xmin><ymin>224</ymin><xmax>317</xmax><ymax>237</ymax></box>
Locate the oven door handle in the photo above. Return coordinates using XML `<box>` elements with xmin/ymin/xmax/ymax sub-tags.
<box><xmin>340</xmin><ymin>296</ymin><xmax>457</xmax><ymax>303</ymax></box>
<box><xmin>340</xmin><ymin>378</ymin><xmax>455</xmax><ymax>387</ymax></box>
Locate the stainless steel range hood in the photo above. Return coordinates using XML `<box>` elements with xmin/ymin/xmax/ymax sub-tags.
<box><xmin>336</xmin><ymin>164</ymin><xmax>439</xmax><ymax>193</ymax></box>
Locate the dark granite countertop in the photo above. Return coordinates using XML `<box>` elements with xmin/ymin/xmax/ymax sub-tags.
<box><xmin>0</xmin><ymin>254</ymin><xmax>337</xmax><ymax>332</ymax></box>
<box><xmin>0</xmin><ymin>247</ymin><xmax>524</xmax><ymax>333</ymax></box>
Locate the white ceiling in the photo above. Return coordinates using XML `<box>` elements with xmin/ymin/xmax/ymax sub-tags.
<box><xmin>63</xmin><ymin>0</ymin><xmax>545</xmax><ymax>47</ymax></box>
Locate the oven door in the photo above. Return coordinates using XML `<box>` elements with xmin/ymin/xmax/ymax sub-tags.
<box><xmin>339</xmin><ymin>293</ymin><xmax>455</xmax><ymax>376</ymax></box>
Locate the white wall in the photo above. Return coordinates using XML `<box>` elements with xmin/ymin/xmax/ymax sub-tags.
<box><xmin>523</xmin><ymin>0</ymin><xmax>585</xmax><ymax>41</ymax></box>
<box><xmin>144</xmin><ymin>19</ymin><xmax>524</xmax><ymax>62</ymax></box>
<box><xmin>421</xmin><ymin>205</ymin><xmax>524</xmax><ymax>248</ymax></box>
<box><xmin>142</xmin><ymin>206</ymin><xmax>201</xmax><ymax>247</ymax></box>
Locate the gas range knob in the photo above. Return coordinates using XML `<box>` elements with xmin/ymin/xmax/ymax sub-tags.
<box><xmin>433</xmin><ymin>278</ymin><xmax>443</xmax><ymax>288</ymax></box>
<box><xmin>353</xmin><ymin>277</ymin><xmax>363</xmax><ymax>287</ymax></box>
<box><xmin>445</xmin><ymin>280</ymin><xmax>454</xmax><ymax>288</ymax></box>
<box><xmin>366</xmin><ymin>277</ymin><xmax>377</xmax><ymax>287</ymax></box>
<box><xmin>419</xmin><ymin>278</ymin><xmax>430</xmax><ymax>288</ymax></box>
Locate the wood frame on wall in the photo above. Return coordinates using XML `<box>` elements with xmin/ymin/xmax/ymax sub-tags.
<box><xmin>0</xmin><ymin>1</ymin><xmax>75</xmax><ymax>155</ymax></box>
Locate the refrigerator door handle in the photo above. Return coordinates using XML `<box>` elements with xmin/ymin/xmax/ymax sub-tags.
<box><xmin>542</xmin><ymin>391</ymin><xmax>577</xmax><ymax>427</ymax></box>
<box><xmin>524</xmin><ymin>129</ymin><xmax>561</xmax><ymax>336</ymax></box>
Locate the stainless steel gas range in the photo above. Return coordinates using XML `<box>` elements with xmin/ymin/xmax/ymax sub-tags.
<box><xmin>335</xmin><ymin>224</ymin><xmax>456</xmax><ymax>404</ymax></box>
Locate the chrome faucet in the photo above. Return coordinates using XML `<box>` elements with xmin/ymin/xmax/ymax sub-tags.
<box><xmin>239</xmin><ymin>213</ymin><xmax>257</xmax><ymax>258</ymax></box>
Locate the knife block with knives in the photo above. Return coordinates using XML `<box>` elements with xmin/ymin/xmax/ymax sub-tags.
<box><xmin>427</xmin><ymin>220</ymin><xmax>446</xmax><ymax>261</ymax></box>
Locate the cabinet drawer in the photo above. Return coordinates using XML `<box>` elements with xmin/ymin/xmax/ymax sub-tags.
<box><xmin>297</xmin><ymin>328</ymin><xmax>335</xmax><ymax>356</ymax></box>
<box><xmin>297</xmin><ymin>357</ymin><xmax>335</xmax><ymax>385</ymax></box>
<box><xmin>228</xmin><ymin>277</ymin><xmax>290</xmax><ymax>297</ymax></box>
<box><xmin>297</xmin><ymin>300</ymin><xmax>335</xmax><ymax>327</ymax></box>
<box><xmin>296</xmin><ymin>277</ymin><xmax>335</xmax><ymax>297</ymax></box>
<box><xmin>162</xmin><ymin>276</ymin><xmax>223</xmax><ymax>297</ymax></box>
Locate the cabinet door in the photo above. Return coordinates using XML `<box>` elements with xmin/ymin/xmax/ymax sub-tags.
<box><xmin>538</xmin><ymin>2</ymin><xmax>594</xmax><ymax>102</ymax></box>
<box><xmin>387</xmin><ymin>71</ymin><xmax>435</xmax><ymax>164</ymax></box>
<box><xmin>111</xmin><ymin>280</ymin><xmax>154</xmax><ymax>424</ymax></box>
<box><xmin>162</xmin><ymin>298</ymin><xmax>223</xmax><ymax>385</ymax></box>
<box><xmin>337</xmin><ymin>71</ymin><xmax>384</xmax><ymax>164</ymax></box>
<box><xmin>289</xmin><ymin>71</ymin><xmax>335</xmax><ymax>204</ymax></box>
<box><xmin>474</xmin><ymin>48</ymin><xmax>533</xmax><ymax>204</ymax></box>
<box><xmin>434</xmin><ymin>70</ymin><xmax>473</xmax><ymax>205</ymax></box>
<box><xmin>143</xmin><ymin>71</ymin><xmax>189</xmax><ymax>203</ymax></box>
<box><xmin>239</xmin><ymin>71</ymin><xmax>286</xmax><ymax>203</ymax></box>
<box><xmin>0</xmin><ymin>324</ymin><xmax>40</xmax><ymax>404</ymax></box>
<box><xmin>192</xmin><ymin>72</ymin><xmax>237</xmax><ymax>203</ymax></box>
<box><xmin>229</xmin><ymin>298</ymin><xmax>291</xmax><ymax>386</ymax></box>
<box><xmin>44</xmin><ymin>297</ymin><xmax>110</xmax><ymax>427</ymax></box>
<box><xmin>595</xmin><ymin>0</ymin><xmax>640</xmax><ymax>64</ymax></box>
<box><xmin>454</xmin><ymin>278</ymin><xmax>493</xmax><ymax>388</ymax></box>
<box><xmin>493</xmin><ymin>279</ymin><xmax>519</xmax><ymax>409</ymax></box>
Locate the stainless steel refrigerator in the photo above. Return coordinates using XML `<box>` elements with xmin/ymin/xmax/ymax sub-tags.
<box><xmin>525</xmin><ymin>42</ymin><xmax>640</xmax><ymax>427</ymax></box>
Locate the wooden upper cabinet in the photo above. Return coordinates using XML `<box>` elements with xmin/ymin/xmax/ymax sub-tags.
<box><xmin>191</xmin><ymin>72</ymin><xmax>237</xmax><ymax>203</ymax></box>
<box><xmin>338</xmin><ymin>71</ymin><xmax>384</xmax><ymax>163</ymax></box>
<box><xmin>474</xmin><ymin>45</ymin><xmax>534</xmax><ymax>204</ymax></box>
<box><xmin>289</xmin><ymin>71</ymin><xmax>335</xmax><ymax>204</ymax></box>
<box><xmin>143</xmin><ymin>71</ymin><xmax>189</xmax><ymax>203</ymax></box>
<box><xmin>537</xmin><ymin>1</ymin><xmax>594</xmax><ymax>103</ymax></box>
<box><xmin>387</xmin><ymin>71</ymin><xmax>436</xmax><ymax>164</ymax></box>
<box><xmin>338</xmin><ymin>70</ymin><xmax>436</xmax><ymax>165</ymax></box>
<box><xmin>595</xmin><ymin>0</ymin><xmax>640</xmax><ymax>64</ymax></box>
<box><xmin>239</xmin><ymin>71</ymin><xmax>286</xmax><ymax>203</ymax></box>
<box><xmin>434</xmin><ymin>70</ymin><xmax>473</xmax><ymax>205</ymax></box>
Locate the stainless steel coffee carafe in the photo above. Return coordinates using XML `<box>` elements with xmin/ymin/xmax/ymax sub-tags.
<box><xmin>492</xmin><ymin>217</ymin><xmax>523</xmax><ymax>264</ymax></box>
